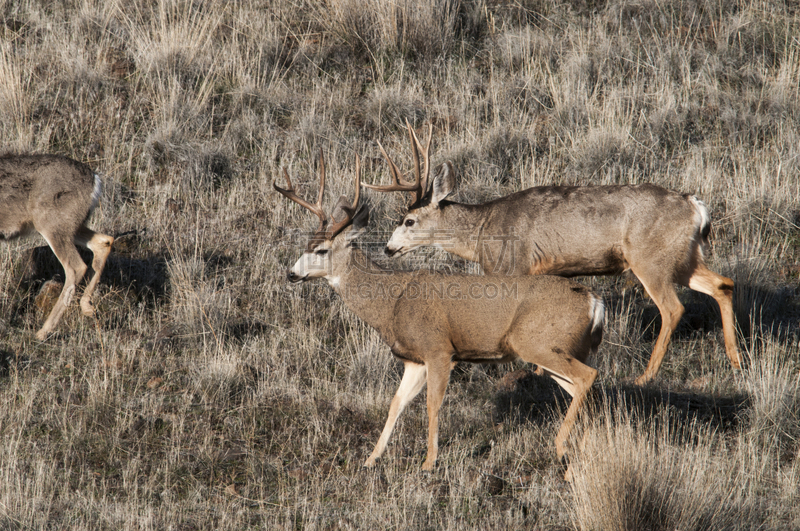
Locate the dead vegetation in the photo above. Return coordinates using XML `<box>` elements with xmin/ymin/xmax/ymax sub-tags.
<box><xmin>0</xmin><ymin>0</ymin><xmax>798</xmax><ymax>528</ymax></box>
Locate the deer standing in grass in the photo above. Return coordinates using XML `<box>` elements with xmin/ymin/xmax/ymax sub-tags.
<box><xmin>0</xmin><ymin>154</ymin><xmax>114</xmax><ymax>340</ymax></box>
<box><xmin>276</xmin><ymin>151</ymin><xmax>604</xmax><ymax>477</ymax></box>
<box><xmin>365</xmin><ymin>123</ymin><xmax>740</xmax><ymax>385</ymax></box>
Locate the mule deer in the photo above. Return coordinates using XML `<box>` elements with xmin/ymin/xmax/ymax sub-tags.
<box><xmin>0</xmin><ymin>154</ymin><xmax>114</xmax><ymax>340</ymax></box>
<box><xmin>276</xmin><ymin>151</ymin><xmax>604</xmax><ymax>477</ymax></box>
<box><xmin>365</xmin><ymin>122</ymin><xmax>740</xmax><ymax>385</ymax></box>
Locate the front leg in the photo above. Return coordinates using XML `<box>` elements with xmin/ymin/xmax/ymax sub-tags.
<box><xmin>421</xmin><ymin>358</ymin><xmax>454</xmax><ymax>471</ymax></box>
<box><xmin>364</xmin><ymin>361</ymin><xmax>426</xmax><ymax>467</ymax></box>
<box><xmin>75</xmin><ymin>226</ymin><xmax>114</xmax><ymax>316</ymax></box>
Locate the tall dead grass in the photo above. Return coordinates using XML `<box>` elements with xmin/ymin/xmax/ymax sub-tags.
<box><xmin>571</xmin><ymin>334</ymin><xmax>800</xmax><ymax>530</ymax></box>
<box><xmin>0</xmin><ymin>0</ymin><xmax>797</xmax><ymax>528</ymax></box>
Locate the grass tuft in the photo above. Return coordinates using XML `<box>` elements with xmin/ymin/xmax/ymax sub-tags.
<box><xmin>0</xmin><ymin>0</ymin><xmax>797</xmax><ymax>527</ymax></box>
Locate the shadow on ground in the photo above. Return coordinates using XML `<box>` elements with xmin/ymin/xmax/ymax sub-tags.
<box><xmin>6</xmin><ymin>231</ymin><xmax>168</xmax><ymax>331</ymax></box>
<box><xmin>598</xmin><ymin>275</ymin><xmax>800</xmax><ymax>353</ymax></box>
<box><xmin>493</xmin><ymin>369</ymin><xmax>750</xmax><ymax>434</ymax></box>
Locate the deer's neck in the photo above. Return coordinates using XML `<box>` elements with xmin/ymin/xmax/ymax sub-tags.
<box><xmin>435</xmin><ymin>202</ymin><xmax>490</xmax><ymax>263</ymax></box>
<box><xmin>329</xmin><ymin>247</ymin><xmax>405</xmax><ymax>343</ymax></box>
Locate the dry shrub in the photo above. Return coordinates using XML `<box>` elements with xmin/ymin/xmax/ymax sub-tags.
<box><xmin>569</xmin><ymin>125</ymin><xmax>635</xmax><ymax>182</ymax></box>
<box><xmin>571</xmin><ymin>402</ymin><xmax>761</xmax><ymax>531</ymax></box>
<box><xmin>321</xmin><ymin>0</ymin><xmax>462</xmax><ymax>65</ymax></box>
<box><xmin>492</xmin><ymin>25</ymin><xmax>556</xmax><ymax>73</ymax></box>
<box><xmin>364</xmin><ymin>84</ymin><xmax>423</xmax><ymax>135</ymax></box>
<box><xmin>123</xmin><ymin>0</ymin><xmax>223</xmax><ymax>83</ymax></box>
<box><xmin>167</xmin><ymin>256</ymin><xmax>235</xmax><ymax>342</ymax></box>
<box><xmin>741</xmin><ymin>333</ymin><xmax>800</xmax><ymax>457</ymax></box>
<box><xmin>192</xmin><ymin>350</ymin><xmax>252</xmax><ymax>403</ymax></box>
<box><xmin>0</xmin><ymin>38</ymin><xmax>32</xmax><ymax>147</ymax></box>
<box><xmin>571</xmin><ymin>335</ymin><xmax>800</xmax><ymax>531</ymax></box>
<box><xmin>144</xmin><ymin>75</ymin><xmax>217</xmax><ymax>177</ymax></box>
<box><xmin>0</xmin><ymin>0</ymin><xmax>798</xmax><ymax>528</ymax></box>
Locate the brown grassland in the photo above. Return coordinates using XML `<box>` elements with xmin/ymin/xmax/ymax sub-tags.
<box><xmin>1</xmin><ymin>0</ymin><xmax>799</xmax><ymax>529</ymax></box>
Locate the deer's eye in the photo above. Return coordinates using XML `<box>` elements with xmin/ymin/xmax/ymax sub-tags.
<box><xmin>404</xmin><ymin>218</ymin><xmax>415</xmax><ymax>227</ymax></box>
<box><xmin>315</xmin><ymin>249</ymin><xmax>329</xmax><ymax>256</ymax></box>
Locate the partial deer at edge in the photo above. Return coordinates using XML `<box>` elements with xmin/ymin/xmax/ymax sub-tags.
<box><xmin>0</xmin><ymin>154</ymin><xmax>114</xmax><ymax>340</ymax></box>
<box><xmin>276</xmin><ymin>151</ymin><xmax>604</xmax><ymax>478</ymax></box>
<box><xmin>365</xmin><ymin>122</ymin><xmax>740</xmax><ymax>385</ymax></box>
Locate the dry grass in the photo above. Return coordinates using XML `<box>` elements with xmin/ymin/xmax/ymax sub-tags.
<box><xmin>0</xmin><ymin>0</ymin><xmax>798</xmax><ymax>528</ymax></box>
<box><xmin>571</xmin><ymin>334</ymin><xmax>800</xmax><ymax>530</ymax></box>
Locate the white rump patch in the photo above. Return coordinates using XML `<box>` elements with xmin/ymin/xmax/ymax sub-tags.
<box><xmin>689</xmin><ymin>196</ymin><xmax>709</xmax><ymax>231</ymax></box>
<box><xmin>589</xmin><ymin>295</ymin><xmax>605</xmax><ymax>333</ymax></box>
<box><xmin>688</xmin><ymin>195</ymin><xmax>710</xmax><ymax>256</ymax></box>
<box><xmin>90</xmin><ymin>173</ymin><xmax>103</xmax><ymax>212</ymax></box>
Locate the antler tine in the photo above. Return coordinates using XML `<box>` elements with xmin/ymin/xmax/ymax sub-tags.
<box><xmin>406</xmin><ymin>120</ymin><xmax>422</xmax><ymax>203</ymax></box>
<box><xmin>352</xmin><ymin>153</ymin><xmax>362</xmax><ymax>210</ymax></box>
<box><xmin>406</xmin><ymin>120</ymin><xmax>433</xmax><ymax>196</ymax></box>
<box><xmin>362</xmin><ymin>141</ymin><xmax>421</xmax><ymax>195</ymax></box>
<box><xmin>327</xmin><ymin>154</ymin><xmax>363</xmax><ymax>238</ymax></box>
<box><xmin>316</xmin><ymin>148</ymin><xmax>326</xmax><ymax>211</ymax></box>
<box><xmin>421</xmin><ymin>123</ymin><xmax>433</xmax><ymax>194</ymax></box>
<box><xmin>361</xmin><ymin>121</ymin><xmax>432</xmax><ymax>205</ymax></box>
<box><xmin>273</xmin><ymin>156</ymin><xmax>328</xmax><ymax>233</ymax></box>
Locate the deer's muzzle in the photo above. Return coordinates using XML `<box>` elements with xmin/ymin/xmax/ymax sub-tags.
<box><xmin>287</xmin><ymin>270</ymin><xmax>306</xmax><ymax>283</ymax></box>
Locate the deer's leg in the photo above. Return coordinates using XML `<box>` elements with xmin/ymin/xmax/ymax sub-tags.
<box><xmin>505</xmin><ymin>318</ymin><xmax>597</xmax><ymax>463</ymax></box>
<box><xmin>531</xmin><ymin>358</ymin><xmax>597</xmax><ymax>482</ymax></box>
<box><xmin>75</xmin><ymin>225</ymin><xmax>114</xmax><ymax>316</ymax></box>
<box><xmin>364</xmin><ymin>361</ymin><xmax>427</xmax><ymax>468</ymax></box>
<box><xmin>686</xmin><ymin>264</ymin><xmax>741</xmax><ymax>370</ymax></box>
<box><xmin>536</xmin><ymin>363</ymin><xmax>597</xmax><ymax>460</ymax></box>
<box><xmin>421</xmin><ymin>358</ymin><xmax>454</xmax><ymax>471</ymax></box>
<box><xmin>36</xmin><ymin>231</ymin><xmax>88</xmax><ymax>340</ymax></box>
<box><xmin>633</xmin><ymin>271</ymin><xmax>684</xmax><ymax>385</ymax></box>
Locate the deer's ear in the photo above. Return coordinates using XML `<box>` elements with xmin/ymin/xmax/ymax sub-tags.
<box><xmin>345</xmin><ymin>205</ymin><xmax>369</xmax><ymax>241</ymax></box>
<box><xmin>430</xmin><ymin>161</ymin><xmax>456</xmax><ymax>206</ymax></box>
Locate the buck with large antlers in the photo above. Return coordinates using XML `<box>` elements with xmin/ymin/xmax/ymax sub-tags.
<box><xmin>366</xmin><ymin>123</ymin><xmax>740</xmax><ymax>385</ymax></box>
<box><xmin>276</xmin><ymin>151</ymin><xmax>604</xmax><ymax>478</ymax></box>
<box><xmin>1</xmin><ymin>154</ymin><xmax>114</xmax><ymax>340</ymax></box>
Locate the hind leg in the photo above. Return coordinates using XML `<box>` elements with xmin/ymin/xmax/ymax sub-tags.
<box><xmin>421</xmin><ymin>358</ymin><xmax>454</xmax><ymax>471</ymax></box>
<box><xmin>75</xmin><ymin>225</ymin><xmax>114</xmax><ymax>316</ymax></box>
<box><xmin>505</xmin><ymin>328</ymin><xmax>597</xmax><ymax>477</ymax></box>
<box><xmin>537</xmin><ymin>363</ymin><xmax>598</xmax><ymax>460</ymax></box>
<box><xmin>535</xmin><ymin>362</ymin><xmax>597</xmax><ymax>482</ymax></box>
<box><xmin>36</xmin><ymin>231</ymin><xmax>88</xmax><ymax>340</ymax></box>
<box><xmin>686</xmin><ymin>263</ymin><xmax>740</xmax><ymax>369</ymax></box>
<box><xmin>632</xmin><ymin>269</ymin><xmax>684</xmax><ymax>385</ymax></box>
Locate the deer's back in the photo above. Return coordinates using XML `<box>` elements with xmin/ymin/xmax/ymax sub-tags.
<box><xmin>477</xmin><ymin>184</ymin><xmax>700</xmax><ymax>277</ymax></box>
<box><xmin>0</xmin><ymin>154</ymin><xmax>97</xmax><ymax>239</ymax></box>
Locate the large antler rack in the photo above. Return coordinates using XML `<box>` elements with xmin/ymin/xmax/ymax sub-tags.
<box><xmin>274</xmin><ymin>150</ymin><xmax>361</xmax><ymax>246</ymax></box>
<box><xmin>363</xmin><ymin>120</ymin><xmax>432</xmax><ymax>207</ymax></box>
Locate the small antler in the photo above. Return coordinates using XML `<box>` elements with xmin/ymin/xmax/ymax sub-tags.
<box><xmin>364</xmin><ymin>120</ymin><xmax>433</xmax><ymax>206</ymax></box>
<box><xmin>274</xmin><ymin>149</ymin><xmax>328</xmax><ymax>233</ymax></box>
<box><xmin>274</xmin><ymin>151</ymin><xmax>362</xmax><ymax>242</ymax></box>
